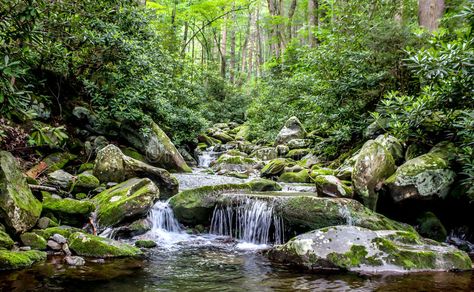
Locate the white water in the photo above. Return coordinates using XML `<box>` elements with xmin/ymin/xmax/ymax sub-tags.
<box><xmin>210</xmin><ymin>197</ymin><xmax>285</xmax><ymax>245</ymax></box>
<box><xmin>197</xmin><ymin>147</ymin><xmax>220</xmax><ymax>168</ymax></box>
<box><xmin>338</xmin><ymin>205</ymin><xmax>354</xmax><ymax>226</ymax></box>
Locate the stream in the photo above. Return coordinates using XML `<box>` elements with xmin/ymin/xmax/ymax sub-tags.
<box><xmin>0</xmin><ymin>165</ymin><xmax>473</xmax><ymax>291</ymax></box>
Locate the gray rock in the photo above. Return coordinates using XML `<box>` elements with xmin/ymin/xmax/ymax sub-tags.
<box><xmin>64</xmin><ymin>255</ymin><xmax>85</xmax><ymax>266</ymax></box>
<box><xmin>287</xmin><ymin>139</ymin><xmax>312</xmax><ymax>150</ymax></box>
<box><xmin>51</xmin><ymin>233</ymin><xmax>67</xmax><ymax>244</ymax></box>
<box><xmin>47</xmin><ymin>170</ymin><xmax>74</xmax><ymax>189</ymax></box>
<box><xmin>274</xmin><ymin>117</ymin><xmax>306</xmax><ymax>146</ymax></box>
<box><xmin>47</xmin><ymin>240</ymin><xmax>62</xmax><ymax>251</ymax></box>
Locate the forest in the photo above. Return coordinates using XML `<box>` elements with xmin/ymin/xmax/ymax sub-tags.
<box><xmin>0</xmin><ymin>0</ymin><xmax>473</xmax><ymax>290</ymax></box>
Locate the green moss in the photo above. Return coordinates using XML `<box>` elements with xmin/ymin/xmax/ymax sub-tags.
<box><xmin>33</xmin><ymin>226</ymin><xmax>83</xmax><ymax>240</ymax></box>
<box><xmin>327</xmin><ymin>245</ymin><xmax>383</xmax><ymax>269</ymax></box>
<box><xmin>248</xmin><ymin>179</ymin><xmax>282</xmax><ymax>192</ymax></box>
<box><xmin>122</xmin><ymin>147</ymin><xmax>146</xmax><ymax>161</ymax></box>
<box><xmin>216</xmin><ymin>155</ymin><xmax>256</xmax><ymax>165</ymax></box>
<box><xmin>135</xmin><ymin>240</ymin><xmax>157</xmax><ymax>248</ymax></box>
<box><xmin>279</xmin><ymin>170</ymin><xmax>311</xmax><ymax>183</ymax></box>
<box><xmin>0</xmin><ymin>250</ymin><xmax>47</xmax><ymax>270</ymax></box>
<box><xmin>69</xmin><ymin>232</ymin><xmax>143</xmax><ymax>258</ymax></box>
<box><xmin>20</xmin><ymin>232</ymin><xmax>47</xmax><ymax>250</ymax></box>
<box><xmin>442</xmin><ymin>251</ymin><xmax>472</xmax><ymax>270</ymax></box>
<box><xmin>226</xmin><ymin>172</ymin><xmax>249</xmax><ymax>179</ymax></box>
<box><xmin>286</xmin><ymin>149</ymin><xmax>311</xmax><ymax>160</ymax></box>
<box><xmin>0</xmin><ymin>230</ymin><xmax>14</xmax><ymax>249</ymax></box>
<box><xmin>69</xmin><ymin>172</ymin><xmax>100</xmax><ymax>193</ymax></box>
<box><xmin>41</xmin><ymin>152</ymin><xmax>77</xmax><ymax>173</ymax></box>
<box><xmin>261</xmin><ymin>158</ymin><xmax>287</xmax><ymax>177</ymax></box>
<box><xmin>226</xmin><ymin>150</ymin><xmax>248</xmax><ymax>157</ymax></box>
<box><xmin>42</xmin><ymin>196</ymin><xmax>95</xmax><ymax>226</ymax></box>
<box><xmin>75</xmin><ymin>193</ymin><xmax>88</xmax><ymax>200</ymax></box>
<box><xmin>78</xmin><ymin>163</ymin><xmax>94</xmax><ymax>173</ymax></box>
<box><xmin>387</xmin><ymin>231</ymin><xmax>423</xmax><ymax>245</ymax></box>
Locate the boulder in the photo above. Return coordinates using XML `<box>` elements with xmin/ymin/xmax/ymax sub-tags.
<box><xmin>69</xmin><ymin>172</ymin><xmax>100</xmax><ymax>193</ymax></box>
<box><xmin>0</xmin><ymin>250</ymin><xmax>47</xmax><ymax>270</ymax></box>
<box><xmin>33</xmin><ymin>226</ymin><xmax>83</xmax><ymax>241</ymax></box>
<box><xmin>286</xmin><ymin>149</ymin><xmax>311</xmax><ymax>160</ymax></box>
<box><xmin>234</xmin><ymin>125</ymin><xmax>250</xmax><ymax>141</ymax></box>
<box><xmin>385</xmin><ymin>143</ymin><xmax>456</xmax><ymax>203</ymax></box>
<box><xmin>261</xmin><ymin>158</ymin><xmax>287</xmax><ymax>178</ymax></box>
<box><xmin>197</xmin><ymin>134</ymin><xmax>220</xmax><ymax>147</ymax></box>
<box><xmin>0</xmin><ymin>151</ymin><xmax>42</xmax><ymax>233</ymax></box>
<box><xmin>93</xmin><ymin>144</ymin><xmax>178</xmax><ymax>198</ymax></box>
<box><xmin>374</xmin><ymin>135</ymin><xmax>404</xmax><ymax>163</ymax></box>
<box><xmin>112</xmin><ymin>218</ymin><xmax>151</xmax><ymax>238</ymax></box>
<box><xmin>274</xmin><ymin>117</ymin><xmax>306</xmax><ymax>146</ymax></box>
<box><xmin>26</xmin><ymin>152</ymin><xmax>76</xmax><ymax>178</ymax></box>
<box><xmin>68</xmin><ymin>232</ymin><xmax>142</xmax><ymax>258</ymax></box>
<box><xmin>64</xmin><ymin>255</ymin><xmax>85</xmax><ymax>266</ymax></box>
<box><xmin>287</xmin><ymin>139</ymin><xmax>312</xmax><ymax>150</ymax></box>
<box><xmin>0</xmin><ymin>229</ymin><xmax>14</xmax><ymax>249</ymax></box>
<box><xmin>250</xmin><ymin>147</ymin><xmax>278</xmax><ymax>161</ymax></box>
<box><xmin>279</xmin><ymin>170</ymin><xmax>311</xmax><ymax>183</ymax></box>
<box><xmin>47</xmin><ymin>170</ymin><xmax>74</xmax><ymax>189</ymax></box>
<box><xmin>352</xmin><ymin>140</ymin><xmax>396</xmax><ymax>210</ymax></box>
<box><xmin>212</xmin><ymin>154</ymin><xmax>261</xmax><ymax>175</ymax></box>
<box><xmin>212</xmin><ymin>131</ymin><xmax>234</xmax><ymax>143</ymax></box>
<box><xmin>120</xmin><ymin>121</ymin><xmax>191</xmax><ymax>173</ymax></box>
<box><xmin>178</xmin><ymin>148</ymin><xmax>197</xmax><ymax>167</ymax></box>
<box><xmin>20</xmin><ymin>232</ymin><xmax>47</xmax><ymax>250</ymax></box>
<box><xmin>276</xmin><ymin>145</ymin><xmax>289</xmax><ymax>157</ymax></box>
<box><xmin>247</xmin><ymin>179</ymin><xmax>282</xmax><ymax>192</ymax></box>
<box><xmin>36</xmin><ymin>217</ymin><xmax>59</xmax><ymax>229</ymax></box>
<box><xmin>135</xmin><ymin>240</ymin><xmax>157</xmax><ymax>248</ymax></box>
<box><xmin>93</xmin><ymin>178</ymin><xmax>159</xmax><ymax>229</ymax></box>
<box><xmin>42</xmin><ymin>195</ymin><xmax>95</xmax><ymax>227</ymax></box>
<box><xmin>266</xmin><ymin>225</ymin><xmax>471</xmax><ymax>273</ymax></box>
<box><xmin>314</xmin><ymin>175</ymin><xmax>352</xmax><ymax>198</ymax></box>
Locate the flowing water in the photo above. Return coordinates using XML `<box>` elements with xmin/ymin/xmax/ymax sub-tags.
<box><xmin>0</xmin><ymin>169</ymin><xmax>473</xmax><ymax>291</ymax></box>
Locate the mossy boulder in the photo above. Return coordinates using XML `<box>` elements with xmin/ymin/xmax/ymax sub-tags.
<box><xmin>286</xmin><ymin>149</ymin><xmax>311</xmax><ymax>160</ymax></box>
<box><xmin>212</xmin><ymin>154</ymin><xmax>260</xmax><ymax>175</ymax></box>
<box><xmin>374</xmin><ymin>134</ymin><xmax>404</xmax><ymax>163</ymax></box>
<box><xmin>276</xmin><ymin>145</ymin><xmax>290</xmax><ymax>157</ymax></box>
<box><xmin>197</xmin><ymin>134</ymin><xmax>220</xmax><ymax>147</ymax></box>
<box><xmin>0</xmin><ymin>250</ymin><xmax>47</xmax><ymax>270</ymax></box>
<box><xmin>42</xmin><ymin>196</ymin><xmax>95</xmax><ymax>227</ymax></box>
<box><xmin>279</xmin><ymin>169</ymin><xmax>311</xmax><ymax>183</ymax></box>
<box><xmin>33</xmin><ymin>226</ymin><xmax>83</xmax><ymax>240</ymax></box>
<box><xmin>0</xmin><ymin>229</ymin><xmax>14</xmax><ymax>249</ymax></box>
<box><xmin>250</xmin><ymin>147</ymin><xmax>278</xmax><ymax>161</ymax></box>
<box><xmin>93</xmin><ymin>144</ymin><xmax>178</xmax><ymax>198</ymax></box>
<box><xmin>120</xmin><ymin>121</ymin><xmax>192</xmax><ymax>173</ymax></box>
<box><xmin>0</xmin><ymin>151</ymin><xmax>42</xmax><ymax>234</ymax></box>
<box><xmin>78</xmin><ymin>162</ymin><xmax>94</xmax><ymax>173</ymax></box>
<box><xmin>20</xmin><ymin>232</ymin><xmax>47</xmax><ymax>250</ymax></box>
<box><xmin>287</xmin><ymin>139</ymin><xmax>312</xmax><ymax>150</ymax></box>
<box><xmin>113</xmin><ymin>218</ymin><xmax>152</xmax><ymax>238</ymax></box>
<box><xmin>352</xmin><ymin>140</ymin><xmax>396</xmax><ymax>210</ymax></box>
<box><xmin>274</xmin><ymin>116</ymin><xmax>306</xmax><ymax>146</ymax></box>
<box><xmin>314</xmin><ymin>175</ymin><xmax>352</xmax><ymax>198</ymax></box>
<box><xmin>416</xmin><ymin>212</ymin><xmax>447</xmax><ymax>242</ymax></box>
<box><xmin>212</xmin><ymin>131</ymin><xmax>234</xmax><ymax>143</ymax></box>
<box><xmin>47</xmin><ymin>170</ymin><xmax>74</xmax><ymax>189</ymax></box>
<box><xmin>69</xmin><ymin>172</ymin><xmax>100</xmax><ymax>193</ymax></box>
<box><xmin>266</xmin><ymin>225</ymin><xmax>471</xmax><ymax>273</ymax></box>
<box><xmin>261</xmin><ymin>158</ymin><xmax>287</xmax><ymax>178</ymax></box>
<box><xmin>93</xmin><ymin>178</ymin><xmax>159</xmax><ymax>229</ymax></box>
<box><xmin>234</xmin><ymin>125</ymin><xmax>250</xmax><ymax>141</ymax></box>
<box><xmin>385</xmin><ymin>143</ymin><xmax>456</xmax><ymax>203</ymax></box>
<box><xmin>247</xmin><ymin>179</ymin><xmax>282</xmax><ymax>192</ymax></box>
<box><xmin>135</xmin><ymin>239</ymin><xmax>157</xmax><ymax>248</ymax></box>
<box><xmin>36</xmin><ymin>217</ymin><xmax>59</xmax><ymax>229</ymax></box>
<box><xmin>68</xmin><ymin>232</ymin><xmax>142</xmax><ymax>258</ymax></box>
<box><xmin>122</xmin><ymin>147</ymin><xmax>146</xmax><ymax>162</ymax></box>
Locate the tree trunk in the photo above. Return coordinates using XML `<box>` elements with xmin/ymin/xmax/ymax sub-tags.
<box><xmin>308</xmin><ymin>0</ymin><xmax>319</xmax><ymax>47</ymax></box>
<box><xmin>418</xmin><ymin>0</ymin><xmax>444</xmax><ymax>31</ymax></box>
<box><xmin>220</xmin><ymin>14</ymin><xmax>228</xmax><ymax>78</ymax></box>
<box><xmin>287</xmin><ymin>0</ymin><xmax>297</xmax><ymax>41</ymax></box>
<box><xmin>230</xmin><ymin>3</ymin><xmax>236</xmax><ymax>83</ymax></box>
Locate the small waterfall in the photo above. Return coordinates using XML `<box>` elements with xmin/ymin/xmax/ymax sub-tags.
<box><xmin>149</xmin><ymin>200</ymin><xmax>181</xmax><ymax>232</ymax></box>
<box><xmin>197</xmin><ymin>147</ymin><xmax>220</xmax><ymax>168</ymax></box>
<box><xmin>210</xmin><ymin>197</ymin><xmax>285</xmax><ymax>245</ymax></box>
<box><xmin>339</xmin><ymin>205</ymin><xmax>353</xmax><ymax>226</ymax></box>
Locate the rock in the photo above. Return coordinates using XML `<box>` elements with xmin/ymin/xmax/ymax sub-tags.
<box><xmin>68</xmin><ymin>232</ymin><xmax>143</xmax><ymax>258</ymax></box>
<box><xmin>135</xmin><ymin>240</ymin><xmax>157</xmax><ymax>248</ymax></box>
<box><xmin>0</xmin><ymin>151</ymin><xmax>42</xmax><ymax>233</ymax></box>
<box><xmin>226</xmin><ymin>150</ymin><xmax>248</xmax><ymax>157</ymax></box>
<box><xmin>197</xmin><ymin>134</ymin><xmax>220</xmax><ymax>147</ymax></box>
<box><xmin>0</xmin><ymin>229</ymin><xmax>14</xmax><ymax>249</ymax></box>
<box><xmin>20</xmin><ymin>232</ymin><xmax>47</xmax><ymax>250</ymax></box>
<box><xmin>33</xmin><ymin>226</ymin><xmax>83</xmax><ymax>241</ymax></box>
<box><xmin>416</xmin><ymin>212</ymin><xmax>447</xmax><ymax>242</ymax></box>
<box><xmin>279</xmin><ymin>170</ymin><xmax>311</xmax><ymax>183</ymax></box>
<box><xmin>276</xmin><ymin>145</ymin><xmax>289</xmax><ymax>157</ymax></box>
<box><xmin>261</xmin><ymin>158</ymin><xmax>287</xmax><ymax>178</ymax></box>
<box><xmin>0</xmin><ymin>250</ymin><xmax>47</xmax><ymax>270</ymax></box>
<box><xmin>92</xmin><ymin>136</ymin><xmax>109</xmax><ymax>154</ymax></box>
<box><xmin>178</xmin><ymin>148</ymin><xmax>197</xmax><ymax>167</ymax></box>
<box><xmin>72</xmin><ymin>106</ymin><xmax>113</xmax><ymax>135</ymax></box>
<box><xmin>352</xmin><ymin>140</ymin><xmax>396</xmax><ymax>210</ymax></box>
<box><xmin>113</xmin><ymin>219</ymin><xmax>152</xmax><ymax>238</ymax></box>
<box><xmin>69</xmin><ymin>172</ymin><xmax>100</xmax><ymax>193</ymax></box>
<box><xmin>274</xmin><ymin>117</ymin><xmax>306</xmax><ymax>146</ymax></box>
<box><xmin>247</xmin><ymin>179</ymin><xmax>282</xmax><ymax>192</ymax></box>
<box><xmin>234</xmin><ymin>125</ymin><xmax>250</xmax><ymax>141</ymax></box>
<box><xmin>37</xmin><ymin>217</ymin><xmax>58</xmax><ymax>229</ymax></box>
<box><xmin>374</xmin><ymin>135</ymin><xmax>404</xmax><ymax>163</ymax></box>
<box><xmin>405</xmin><ymin>144</ymin><xmax>427</xmax><ymax>161</ymax></box>
<box><xmin>314</xmin><ymin>175</ymin><xmax>352</xmax><ymax>198</ymax></box>
<box><xmin>212</xmin><ymin>154</ymin><xmax>261</xmax><ymax>175</ymax></box>
<box><xmin>364</xmin><ymin>119</ymin><xmax>388</xmax><ymax>138</ymax></box>
<box><xmin>310</xmin><ymin>167</ymin><xmax>334</xmax><ymax>177</ymax></box>
<box><xmin>47</xmin><ymin>239</ymin><xmax>62</xmax><ymax>251</ymax></box>
<box><xmin>120</xmin><ymin>121</ymin><xmax>192</xmax><ymax>173</ymax></box>
<box><xmin>51</xmin><ymin>233</ymin><xmax>67</xmax><ymax>244</ymax></box>
<box><xmin>26</xmin><ymin>152</ymin><xmax>76</xmax><ymax>177</ymax></box>
<box><xmin>47</xmin><ymin>170</ymin><xmax>74</xmax><ymax>189</ymax></box>
<box><xmin>250</xmin><ymin>147</ymin><xmax>278</xmax><ymax>161</ymax></box>
<box><xmin>94</xmin><ymin>144</ymin><xmax>178</xmax><ymax>198</ymax></box>
<box><xmin>266</xmin><ymin>225</ymin><xmax>472</xmax><ymax>273</ymax></box>
<box><xmin>287</xmin><ymin>139</ymin><xmax>312</xmax><ymax>150</ymax></box>
<box><xmin>286</xmin><ymin>149</ymin><xmax>311</xmax><ymax>160</ymax></box>
<box><xmin>78</xmin><ymin>162</ymin><xmax>95</xmax><ymax>173</ymax></box>
<box><xmin>385</xmin><ymin>143</ymin><xmax>456</xmax><ymax>203</ymax></box>
<box><xmin>212</xmin><ymin>131</ymin><xmax>234</xmax><ymax>143</ymax></box>
<box><xmin>93</xmin><ymin>178</ymin><xmax>160</xmax><ymax>229</ymax></box>
<box><xmin>64</xmin><ymin>255</ymin><xmax>85</xmax><ymax>266</ymax></box>
<box><xmin>42</xmin><ymin>196</ymin><xmax>95</xmax><ymax>227</ymax></box>
<box><xmin>284</xmin><ymin>165</ymin><xmax>305</xmax><ymax>173</ymax></box>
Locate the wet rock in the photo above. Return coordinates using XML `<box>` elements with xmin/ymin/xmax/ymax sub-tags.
<box><xmin>261</xmin><ymin>158</ymin><xmax>287</xmax><ymax>178</ymax></box>
<box><xmin>42</xmin><ymin>195</ymin><xmax>95</xmax><ymax>227</ymax></box>
<box><xmin>279</xmin><ymin>170</ymin><xmax>311</xmax><ymax>183</ymax></box>
<box><xmin>26</xmin><ymin>152</ymin><xmax>76</xmax><ymax>177</ymax></box>
<box><xmin>120</xmin><ymin>121</ymin><xmax>192</xmax><ymax>173</ymax></box>
<box><xmin>0</xmin><ymin>250</ymin><xmax>47</xmax><ymax>270</ymax></box>
<box><xmin>287</xmin><ymin>139</ymin><xmax>312</xmax><ymax>150</ymax></box>
<box><xmin>314</xmin><ymin>175</ymin><xmax>352</xmax><ymax>198</ymax></box>
<box><xmin>178</xmin><ymin>148</ymin><xmax>197</xmax><ymax>167</ymax></box>
<box><xmin>47</xmin><ymin>240</ymin><xmax>62</xmax><ymax>251</ymax></box>
<box><xmin>247</xmin><ymin>179</ymin><xmax>282</xmax><ymax>192</ymax></box>
<box><xmin>64</xmin><ymin>255</ymin><xmax>85</xmax><ymax>266</ymax></box>
<box><xmin>113</xmin><ymin>219</ymin><xmax>152</xmax><ymax>238</ymax></box>
<box><xmin>197</xmin><ymin>134</ymin><xmax>220</xmax><ymax>147</ymax></box>
<box><xmin>212</xmin><ymin>131</ymin><xmax>234</xmax><ymax>143</ymax></box>
<box><xmin>51</xmin><ymin>233</ymin><xmax>67</xmax><ymax>244</ymax></box>
<box><xmin>234</xmin><ymin>125</ymin><xmax>250</xmax><ymax>141</ymax></box>
<box><xmin>385</xmin><ymin>143</ymin><xmax>456</xmax><ymax>203</ymax></box>
<box><xmin>276</xmin><ymin>145</ymin><xmax>289</xmax><ymax>157</ymax></box>
<box><xmin>0</xmin><ymin>151</ymin><xmax>42</xmax><ymax>233</ymax></box>
<box><xmin>68</xmin><ymin>232</ymin><xmax>143</xmax><ymax>258</ymax></box>
<box><xmin>93</xmin><ymin>178</ymin><xmax>160</xmax><ymax>229</ymax></box>
<box><xmin>0</xmin><ymin>229</ymin><xmax>14</xmax><ymax>249</ymax></box>
<box><xmin>135</xmin><ymin>240</ymin><xmax>157</xmax><ymax>248</ymax></box>
<box><xmin>250</xmin><ymin>147</ymin><xmax>278</xmax><ymax>161</ymax></box>
<box><xmin>94</xmin><ymin>144</ymin><xmax>178</xmax><ymax>198</ymax></box>
<box><xmin>212</xmin><ymin>154</ymin><xmax>261</xmax><ymax>175</ymax></box>
<box><xmin>266</xmin><ymin>225</ymin><xmax>472</xmax><ymax>273</ymax></box>
<box><xmin>33</xmin><ymin>226</ymin><xmax>84</xmax><ymax>241</ymax></box>
<box><xmin>20</xmin><ymin>232</ymin><xmax>47</xmax><ymax>250</ymax></box>
<box><xmin>286</xmin><ymin>149</ymin><xmax>311</xmax><ymax>160</ymax></box>
<box><xmin>47</xmin><ymin>170</ymin><xmax>74</xmax><ymax>189</ymax></box>
<box><xmin>69</xmin><ymin>172</ymin><xmax>100</xmax><ymax>194</ymax></box>
<box><xmin>352</xmin><ymin>140</ymin><xmax>396</xmax><ymax>210</ymax></box>
<box><xmin>284</xmin><ymin>165</ymin><xmax>305</xmax><ymax>173</ymax></box>
<box><xmin>274</xmin><ymin>117</ymin><xmax>306</xmax><ymax>146</ymax></box>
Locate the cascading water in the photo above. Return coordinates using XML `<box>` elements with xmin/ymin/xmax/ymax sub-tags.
<box><xmin>197</xmin><ymin>146</ymin><xmax>220</xmax><ymax>168</ymax></box>
<box><xmin>149</xmin><ymin>200</ymin><xmax>181</xmax><ymax>232</ymax></box>
<box><xmin>210</xmin><ymin>197</ymin><xmax>285</xmax><ymax>245</ymax></box>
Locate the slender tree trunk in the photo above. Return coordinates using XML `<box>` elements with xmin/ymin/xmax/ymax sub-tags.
<box><xmin>182</xmin><ymin>21</ymin><xmax>189</xmax><ymax>57</ymax></box>
<box><xmin>418</xmin><ymin>0</ymin><xmax>444</xmax><ymax>31</ymax></box>
<box><xmin>287</xmin><ymin>0</ymin><xmax>297</xmax><ymax>41</ymax></box>
<box><xmin>308</xmin><ymin>0</ymin><xmax>319</xmax><ymax>47</ymax></box>
<box><xmin>220</xmin><ymin>14</ymin><xmax>228</xmax><ymax>78</ymax></box>
<box><xmin>229</xmin><ymin>3</ymin><xmax>236</xmax><ymax>83</ymax></box>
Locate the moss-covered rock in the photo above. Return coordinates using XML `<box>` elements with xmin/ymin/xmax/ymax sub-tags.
<box><xmin>248</xmin><ymin>179</ymin><xmax>282</xmax><ymax>192</ymax></box>
<box><xmin>120</xmin><ymin>121</ymin><xmax>192</xmax><ymax>173</ymax></box>
<box><xmin>266</xmin><ymin>225</ymin><xmax>472</xmax><ymax>273</ymax></box>
<box><xmin>212</xmin><ymin>154</ymin><xmax>260</xmax><ymax>175</ymax></box>
<box><xmin>197</xmin><ymin>134</ymin><xmax>220</xmax><ymax>147</ymax></box>
<box><xmin>385</xmin><ymin>143</ymin><xmax>456</xmax><ymax>202</ymax></box>
<box><xmin>113</xmin><ymin>218</ymin><xmax>152</xmax><ymax>238</ymax></box>
<box><xmin>374</xmin><ymin>134</ymin><xmax>404</xmax><ymax>163</ymax></box>
<box><xmin>20</xmin><ymin>232</ymin><xmax>47</xmax><ymax>250</ymax></box>
<box><xmin>78</xmin><ymin>162</ymin><xmax>94</xmax><ymax>173</ymax></box>
<box><xmin>314</xmin><ymin>175</ymin><xmax>352</xmax><ymax>198</ymax></box>
<box><xmin>33</xmin><ymin>226</ymin><xmax>83</xmax><ymax>240</ymax></box>
<box><xmin>416</xmin><ymin>212</ymin><xmax>447</xmax><ymax>242</ymax></box>
<box><xmin>36</xmin><ymin>217</ymin><xmax>59</xmax><ymax>229</ymax></box>
<box><xmin>0</xmin><ymin>250</ymin><xmax>47</xmax><ymax>270</ymax></box>
<box><xmin>276</xmin><ymin>145</ymin><xmax>290</xmax><ymax>157</ymax></box>
<box><xmin>250</xmin><ymin>147</ymin><xmax>278</xmax><ymax>161</ymax></box>
<box><xmin>352</xmin><ymin>140</ymin><xmax>396</xmax><ymax>210</ymax></box>
<box><xmin>261</xmin><ymin>158</ymin><xmax>287</xmax><ymax>178</ymax></box>
<box><xmin>310</xmin><ymin>166</ymin><xmax>334</xmax><ymax>176</ymax></box>
<box><xmin>93</xmin><ymin>144</ymin><xmax>178</xmax><ymax>198</ymax></box>
<box><xmin>234</xmin><ymin>125</ymin><xmax>250</xmax><ymax>141</ymax></box>
<box><xmin>212</xmin><ymin>131</ymin><xmax>234</xmax><ymax>143</ymax></box>
<box><xmin>42</xmin><ymin>196</ymin><xmax>95</xmax><ymax>227</ymax></box>
<box><xmin>26</xmin><ymin>152</ymin><xmax>76</xmax><ymax>177</ymax></box>
<box><xmin>135</xmin><ymin>239</ymin><xmax>157</xmax><ymax>248</ymax></box>
<box><xmin>286</xmin><ymin>149</ymin><xmax>311</xmax><ymax>160</ymax></box>
<box><xmin>69</xmin><ymin>172</ymin><xmax>100</xmax><ymax>193</ymax></box>
<box><xmin>0</xmin><ymin>151</ymin><xmax>42</xmax><ymax>234</ymax></box>
<box><xmin>68</xmin><ymin>232</ymin><xmax>142</xmax><ymax>258</ymax></box>
<box><xmin>121</xmin><ymin>147</ymin><xmax>146</xmax><ymax>162</ymax></box>
<box><xmin>93</xmin><ymin>178</ymin><xmax>159</xmax><ymax>229</ymax></box>
<box><xmin>287</xmin><ymin>139</ymin><xmax>312</xmax><ymax>150</ymax></box>
<box><xmin>47</xmin><ymin>170</ymin><xmax>74</xmax><ymax>189</ymax></box>
<box><xmin>274</xmin><ymin>116</ymin><xmax>306</xmax><ymax>146</ymax></box>
<box><xmin>279</xmin><ymin>169</ymin><xmax>311</xmax><ymax>183</ymax></box>
<box><xmin>0</xmin><ymin>229</ymin><xmax>14</xmax><ymax>249</ymax></box>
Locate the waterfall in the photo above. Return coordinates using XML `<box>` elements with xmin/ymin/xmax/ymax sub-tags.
<box><xmin>149</xmin><ymin>200</ymin><xmax>181</xmax><ymax>233</ymax></box>
<box><xmin>197</xmin><ymin>147</ymin><xmax>220</xmax><ymax>168</ymax></box>
<box><xmin>339</xmin><ymin>205</ymin><xmax>353</xmax><ymax>226</ymax></box>
<box><xmin>210</xmin><ymin>197</ymin><xmax>285</xmax><ymax>245</ymax></box>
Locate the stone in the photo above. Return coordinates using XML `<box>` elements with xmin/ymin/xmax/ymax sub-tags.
<box><xmin>416</xmin><ymin>212</ymin><xmax>447</xmax><ymax>242</ymax></box>
<box><xmin>51</xmin><ymin>233</ymin><xmax>67</xmax><ymax>244</ymax></box>
<box><xmin>261</xmin><ymin>158</ymin><xmax>287</xmax><ymax>178</ymax></box>
<box><xmin>286</xmin><ymin>149</ymin><xmax>311</xmax><ymax>160</ymax></box>
<box><xmin>93</xmin><ymin>178</ymin><xmax>160</xmax><ymax>229</ymax></box>
<box><xmin>405</xmin><ymin>144</ymin><xmax>426</xmax><ymax>161</ymax></box>
<box><xmin>234</xmin><ymin>125</ymin><xmax>250</xmax><ymax>141</ymax></box>
<box><xmin>212</xmin><ymin>154</ymin><xmax>261</xmax><ymax>175</ymax></box>
<box><xmin>0</xmin><ymin>250</ymin><xmax>47</xmax><ymax>270</ymax></box>
<box><xmin>47</xmin><ymin>240</ymin><xmax>62</xmax><ymax>251</ymax></box>
<box><xmin>197</xmin><ymin>134</ymin><xmax>220</xmax><ymax>147</ymax></box>
<box><xmin>37</xmin><ymin>217</ymin><xmax>58</xmax><ymax>229</ymax></box>
<box><xmin>33</xmin><ymin>226</ymin><xmax>83</xmax><ymax>241</ymax></box>
<box><xmin>274</xmin><ymin>117</ymin><xmax>306</xmax><ymax>146</ymax></box>
<box><xmin>20</xmin><ymin>232</ymin><xmax>47</xmax><ymax>250</ymax></box>
<box><xmin>0</xmin><ymin>229</ymin><xmax>14</xmax><ymax>250</ymax></box>
<box><xmin>385</xmin><ymin>143</ymin><xmax>456</xmax><ymax>203</ymax></box>
<box><xmin>47</xmin><ymin>170</ymin><xmax>74</xmax><ymax>189</ymax></box>
<box><xmin>64</xmin><ymin>255</ymin><xmax>85</xmax><ymax>266</ymax></box>
<box><xmin>279</xmin><ymin>170</ymin><xmax>311</xmax><ymax>183</ymax></box>
<box><xmin>113</xmin><ymin>219</ymin><xmax>152</xmax><ymax>238</ymax></box>
<box><xmin>287</xmin><ymin>139</ymin><xmax>312</xmax><ymax>150</ymax></box>
<box><xmin>0</xmin><ymin>151</ymin><xmax>42</xmax><ymax>234</ymax></box>
<box><xmin>120</xmin><ymin>121</ymin><xmax>192</xmax><ymax>173</ymax></box>
<box><xmin>374</xmin><ymin>134</ymin><xmax>404</xmax><ymax>163</ymax></box>
<box><xmin>246</xmin><ymin>179</ymin><xmax>282</xmax><ymax>192</ymax></box>
<box><xmin>69</xmin><ymin>172</ymin><xmax>100</xmax><ymax>193</ymax></box>
<box><xmin>314</xmin><ymin>175</ymin><xmax>352</xmax><ymax>198</ymax></box>
<box><xmin>68</xmin><ymin>232</ymin><xmax>143</xmax><ymax>258</ymax></box>
<box><xmin>94</xmin><ymin>144</ymin><xmax>178</xmax><ymax>198</ymax></box>
<box><xmin>42</xmin><ymin>196</ymin><xmax>95</xmax><ymax>227</ymax></box>
<box><xmin>352</xmin><ymin>140</ymin><xmax>396</xmax><ymax>210</ymax></box>
<box><xmin>135</xmin><ymin>240</ymin><xmax>157</xmax><ymax>248</ymax></box>
<box><xmin>266</xmin><ymin>225</ymin><xmax>472</xmax><ymax>273</ymax></box>
<box><xmin>250</xmin><ymin>147</ymin><xmax>278</xmax><ymax>161</ymax></box>
<box><xmin>78</xmin><ymin>162</ymin><xmax>94</xmax><ymax>173</ymax></box>
<box><xmin>178</xmin><ymin>148</ymin><xmax>197</xmax><ymax>167</ymax></box>
<box><xmin>276</xmin><ymin>145</ymin><xmax>289</xmax><ymax>157</ymax></box>
<box><xmin>212</xmin><ymin>131</ymin><xmax>234</xmax><ymax>143</ymax></box>
<box><xmin>26</xmin><ymin>152</ymin><xmax>76</xmax><ymax>177</ymax></box>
